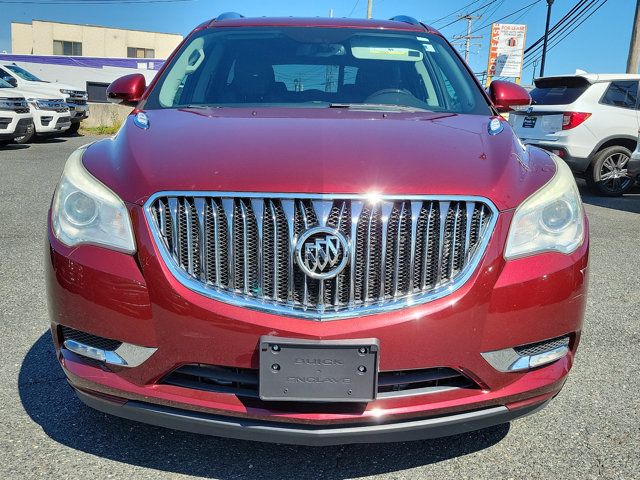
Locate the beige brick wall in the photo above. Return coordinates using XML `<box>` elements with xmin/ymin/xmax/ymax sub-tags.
<box><xmin>11</xmin><ymin>20</ymin><xmax>182</xmax><ymax>59</ymax></box>
<box><xmin>11</xmin><ymin>23</ymin><xmax>33</xmax><ymax>54</ymax></box>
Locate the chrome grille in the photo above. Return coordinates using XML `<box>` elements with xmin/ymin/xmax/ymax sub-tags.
<box><xmin>66</xmin><ymin>91</ymin><xmax>88</xmax><ymax>105</ymax></box>
<box><xmin>36</xmin><ymin>99</ymin><xmax>69</xmax><ymax>112</ymax></box>
<box><xmin>0</xmin><ymin>97</ymin><xmax>29</xmax><ymax>113</ymax></box>
<box><xmin>146</xmin><ymin>193</ymin><xmax>497</xmax><ymax>320</ymax></box>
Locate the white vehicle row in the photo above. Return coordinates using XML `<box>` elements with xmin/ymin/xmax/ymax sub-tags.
<box><xmin>510</xmin><ymin>72</ymin><xmax>640</xmax><ymax>196</ymax></box>
<box><xmin>0</xmin><ymin>62</ymin><xmax>89</xmax><ymax>146</ymax></box>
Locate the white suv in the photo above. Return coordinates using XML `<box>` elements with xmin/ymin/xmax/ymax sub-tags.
<box><xmin>0</xmin><ymin>91</ymin><xmax>32</xmax><ymax>147</ymax></box>
<box><xmin>0</xmin><ymin>78</ymin><xmax>71</xmax><ymax>142</ymax></box>
<box><xmin>510</xmin><ymin>73</ymin><xmax>639</xmax><ymax>196</ymax></box>
<box><xmin>0</xmin><ymin>62</ymin><xmax>88</xmax><ymax>135</ymax></box>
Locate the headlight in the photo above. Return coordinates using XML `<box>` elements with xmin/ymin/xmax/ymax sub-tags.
<box><xmin>0</xmin><ymin>98</ymin><xmax>20</xmax><ymax>110</ymax></box>
<box><xmin>52</xmin><ymin>147</ymin><xmax>136</xmax><ymax>253</ymax></box>
<box><xmin>505</xmin><ymin>154</ymin><xmax>585</xmax><ymax>259</ymax></box>
<box><xmin>60</xmin><ymin>89</ymin><xmax>88</xmax><ymax>100</ymax></box>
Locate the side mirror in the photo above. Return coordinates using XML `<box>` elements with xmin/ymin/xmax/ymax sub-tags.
<box><xmin>487</xmin><ymin>80</ymin><xmax>531</xmax><ymax>113</ymax></box>
<box><xmin>106</xmin><ymin>74</ymin><xmax>146</xmax><ymax>107</ymax></box>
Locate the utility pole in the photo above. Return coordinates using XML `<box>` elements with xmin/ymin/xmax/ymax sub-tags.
<box><xmin>367</xmin><ymin>0</ymin><xmax>373</xmax><ymax>19</ymax></box>
<box><xmin>627</xmin><ymin>0</ymin><xmax>640</xmax><ymax>73</ymax></box>
<box><xmin>539</xmin><ymin>0</ymin><xmax>554</xmax><ymax>77</ymax></box>
<box><xmin>452</xmin><ymin>15</ymin><xmax>482</xmax><ymax>63</ymax></box>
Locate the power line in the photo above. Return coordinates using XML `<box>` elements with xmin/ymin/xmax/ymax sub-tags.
<box><xmin>451</xmin><ymin>0</ymin><xmax>508</xmax><ymax>37</ymax></box>
<box><xmin>524</xmin><ymin>0</ymin><xmax>591</xmax><ymax>55</ymax></box>
<box><xmin>347</xmin><ymin>0</ymin><xmax>360</xmax><ymax>18</ymax></box>
<box><xmin>511</xmin><ymin>0</ymin><xmax>540</xmax><ymax>22</ymax></box>
<box><xmin>479</xmin><ymin>0</ymin><xmax>507</xmax><ymax>26</ymax></box>
<box><xmin>523</xmin><ymin>0</ymin><xmax>601</xmax><ymax>63</ymax></box>
<box><xmin>429</xmin><ymin>0</ymin><xmax>484</xmax><ymax>26</ymax></box>
<box><xmin>524</xmin><ymin>0</ymin><xmax>609</xmax><ymax>69</ymax></box>
<box><xmin>438</xmin><ymin>0</ymin><xmax>499</xmax><ymax>29</ymax></box>
<box><xmin>523</xmin><ymin>0</ymin><xmax>609</xmax><ymax>71</ymax></box>
<box><xmin>467</xmin><ymin>0</ymin><xmax>543</xmax><ymax>35</ymax></box>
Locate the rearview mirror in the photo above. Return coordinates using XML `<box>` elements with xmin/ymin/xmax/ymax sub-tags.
<box><xmin>487</xmin><ymin>80</ymin><xmax>531</xmax><ymax>113</ymax></box>
<box><xmin>106</xmin><ymin>74</ymin><xmax>146</xmax><ymax>107</ymax></box>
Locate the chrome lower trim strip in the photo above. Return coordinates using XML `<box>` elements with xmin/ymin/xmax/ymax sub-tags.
<box><xmin>63</xmin><ymin>339</ymin><xmax>157</xmax><ymax>367</ymax></box>
<box><xmin>144</xmin><ymin>192</ymin><xmax>499</xmax><ymax>321</ymax></box>
<box><xmin>481</xmin><ymin>337</ymin><xmax>570</xmax><ymax>372</ymax></box>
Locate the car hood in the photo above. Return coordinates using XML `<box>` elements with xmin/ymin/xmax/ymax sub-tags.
<box><xmin>13</xmin><ymin>79</ymin><xmax>80</xmax><ymax>95</ymax></box>
<box><xmin>8</xmin><ymin>86</ymin><xmax>65</xmax><ymax>101</ymax></box>
<box><xmin>83</xmin><ymin>108</ymin><xmax>555</xmax><ymax>211</ymax></box>
<box><xmin>0</xmin><ymin>87</ymin><xmax>27</xmax><ymax>99</ymax></box>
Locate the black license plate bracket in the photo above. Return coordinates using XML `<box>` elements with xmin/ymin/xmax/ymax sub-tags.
<box><xmin>258</xmin><ymin>336</ymin><xmax>379</xmax><ymax>402</ymax></box>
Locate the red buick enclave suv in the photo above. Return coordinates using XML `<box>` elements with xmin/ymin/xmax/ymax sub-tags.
<box><xmin>46</xmin><ymin>14</ymin><xmax>589</xmax><ymax>445</ymax></box>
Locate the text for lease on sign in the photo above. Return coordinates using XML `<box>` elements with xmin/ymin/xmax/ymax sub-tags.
<box><xmin>486</xmin><ymin>23</ymin><xmax>527</xmax><ymax>82</ymax></box>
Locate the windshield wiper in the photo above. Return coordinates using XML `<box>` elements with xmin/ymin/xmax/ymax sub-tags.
<box><xmin>328</xmin><ymin>103</ymin><xmax>432</xmax><ymax>113</ymax></box>
<box><xmin>182</xmin><ymin>104</ymin><xmax>225</xmax><ymax>109</ymax></box>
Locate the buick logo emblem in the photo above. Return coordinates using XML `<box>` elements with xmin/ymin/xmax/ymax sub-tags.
<box><xmin>295</xmin><ymin>227</ymin><xmax>349</xmax><ymax>280</ymax></box>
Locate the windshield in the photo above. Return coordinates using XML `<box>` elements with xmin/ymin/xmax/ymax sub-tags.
<box><xmin>145</xmin><ymin>27</ymin><xmax>490</xmax><ymax>114</ymax></box>
<box><xmin>5</xmin><ymin>64</ymin><xmax>43</xmax><ymax>82</ymax></box>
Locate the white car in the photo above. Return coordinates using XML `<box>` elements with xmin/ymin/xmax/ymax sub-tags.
<box><xmin>0</xmin><ymin>62</ymin><xmax>88</xmax><ymax>135</ymax></box>
<box><xmin>510</xmin><ymin>73</ymin><xmax>639</xmax><ymax>196</ymax></box>
<box><xmin>0</xmin><ymin>89</ymin><xmax>32</xmax><ymax>147</ymax></box>
<box><xmin>0</xmin><ymin>78</ymin><xmax>71</xmax><ymax>142</ymax></box>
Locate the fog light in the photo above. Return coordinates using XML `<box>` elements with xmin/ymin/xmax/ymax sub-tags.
<box><xmin>481</xmin><ymin>336</ymin><xmax>570</xmax><ymax>372</ymax></box>
<box><xmin>63</xmin><ymin>339</ymin><xmax>157</xmax><ymax>367</ymax></box>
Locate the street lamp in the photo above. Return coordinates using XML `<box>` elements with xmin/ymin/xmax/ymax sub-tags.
<box><xmin>539</xmin><ymin>0</ymin><xmax>554</xmax><ymax>77</ymax></box>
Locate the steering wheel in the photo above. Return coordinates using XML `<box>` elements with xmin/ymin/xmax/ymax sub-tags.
<box><xmin>364</xmin><ymin>88</ymin><xmax>413</xmax><ymax>103</ymax></box>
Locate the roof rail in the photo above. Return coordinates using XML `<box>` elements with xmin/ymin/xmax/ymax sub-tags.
<box><xmin>215</xmin><ymin>12</ymin><xmax>244</xmax><ymax>21</ymax></box>
<box><xmin>389</xmin><ymin>15</ymin><xmax>421</xmax><ymax>26</ymax></box>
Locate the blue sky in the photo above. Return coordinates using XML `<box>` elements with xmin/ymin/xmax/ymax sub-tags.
<box><xmin>0</xmin><ymin>0</ymin><xmax>634</xmax><ymax>83</ymax></box>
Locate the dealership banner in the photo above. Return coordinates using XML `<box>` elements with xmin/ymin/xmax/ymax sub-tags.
<box><xmin>486</xmin><ymin>23</ymin><xmax>527</xmax><ymax>79</ymax></box>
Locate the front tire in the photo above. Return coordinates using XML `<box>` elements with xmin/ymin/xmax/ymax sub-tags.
<box><xmin>13</xmin><ymin>121</ymin><xmax>35</xmax><ymax>144</ymax></box>
<box><xmin>586</xmin><ymin>146</ymin><xmax>634</xmax><ymax>196</ymax></box>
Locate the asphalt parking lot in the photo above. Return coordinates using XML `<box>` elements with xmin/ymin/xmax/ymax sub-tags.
<box><xmin>1</xmin><ymin>135</ymin><xmax>639</xmax><ymax>480</ymax></box>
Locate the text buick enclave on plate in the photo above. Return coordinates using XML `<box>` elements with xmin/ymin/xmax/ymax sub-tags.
<box><xmin>47</xmin><ymin>14</ymin><xmax>589</xmax><ymax>445</ymax></box>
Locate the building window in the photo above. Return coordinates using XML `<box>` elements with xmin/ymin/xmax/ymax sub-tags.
<box><xmin>127</xmin><ymin>47</ymin><xmax>155</xmax><ymax>59</ymax></box>
<box><xmin>53</xmin><ymin>40</ymin><xmax>82</xmax><ymax>56</ymax></box>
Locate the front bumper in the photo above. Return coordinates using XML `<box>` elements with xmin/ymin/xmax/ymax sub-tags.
<box><xmin>67</xmin><ymin>103</ymin><xmax>89</xmax><ymax>122</ymax></box>
<box><xmin>0</xmin><ymin>112</ymin><xmax>31</xmax><ymax>140</ymax></box>
<box><xmin>47</xmin><ymin>206</ymin><xmax>589</xmax><ymax>443</ymax></box>
<box><xmin>75</xmin><ymin>387</ymin><xmax>550</xmax><ymax>445</ymax></box>
<box><xmin>33</xmin><ymin>110</ymin><xmax>71</xmax><ymax>133</ymax></box>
